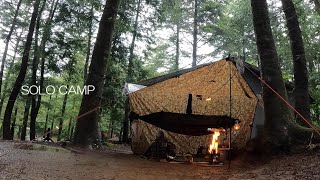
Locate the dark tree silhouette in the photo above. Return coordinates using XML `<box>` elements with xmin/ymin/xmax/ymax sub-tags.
<box><xmin>73</xmin><ymin>0</ymin><xmax>121</xmax><ymax>146</ymax></box>
<box><xmin>251</xmin><ymin>0</ymin><xmax>292</xmax><ymax>148</ymax></box>
<box><xmin>281</xmin><ymin>0</ymin><xmax>310</xmax><ymax>127</ymax></box>
<box><xmin>2</xmin><ymin>0</ymin><xmax>41</xmax><ymax>140</ymax></box>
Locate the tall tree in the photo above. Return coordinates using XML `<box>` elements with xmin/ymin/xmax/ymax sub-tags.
<box><xmin>0</xmin><ymin>0</ymin><xmax>22</xmax><ymax>101</ymax></box>
<box><xmin>73</xmin><ymin>0</ymin><xmax>121</xmax><ymax>146</ymax></box>
<box><xmin>29</xmin><ymin>0</ymin><xmax>46</xmax><ymax>140</ymax></box>
<box><xmin>29</xmin><ymin>0</ymin><xmax>58</xmax><ymax>140</ymax></box>
<box><xmin>251</xmin><ymin>0</ymin><xmax>292</xmax><ymax>148</ymax></box>
<box><xmin>192</xmin><ymin>0</ymin><xmax>198</xmax><ymax>67</ymax></box>
<box><xmin>0</xmin><ymin>30</ymin><xmax>23</xmax><ymax>119</ymax></box>
<box><xmin>171</xmin><ymin>0</ymin><xmax>183</xmax><ymax>71</ymax></box>
<box><xmin>122</xmin><ymin>0</ymin><xmax>142</xmax><ymax>143</ymax></box>
<box><xmin>127</xmin><ymin>0</ymin><xmax>142</xmax><ymax>83</ymax></box>
<box><xmin>83</xmin><ymin>4</ymin><xmax>94</xmax><ymax>84</ymax></box>
<box><xmin>2</xmin><ymin>0</ymin><xmax>41</xmax><ymax>140</ymax></box>
<box><xmin>175</xmin><ymin>23</ymin><xmax>180</xmax><ymax>71</ymax></box>
<box><xmin>281</xmin><ymin>0</ymin><xmax>310</xmax><ymax>126</ymax></box>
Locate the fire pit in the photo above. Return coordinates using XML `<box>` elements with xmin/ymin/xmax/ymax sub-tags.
<box><xmin>206</xmin><ymin>120</ymin><xmax>241</xmax><ymax>167</ymax></box>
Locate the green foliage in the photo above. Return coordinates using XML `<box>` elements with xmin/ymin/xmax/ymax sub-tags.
<box><xmin>1</xmin><ymin>0</ymin><xmax>319</xmax><ymax>140</ymax></box>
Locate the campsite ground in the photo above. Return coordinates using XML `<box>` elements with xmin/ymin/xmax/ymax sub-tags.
<box><xmin>0</xmin><ymin>141</ymin><xmax>319</xmax><ymax>180</ymax></box>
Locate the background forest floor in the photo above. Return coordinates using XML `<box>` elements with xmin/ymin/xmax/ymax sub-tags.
<box><xmin>0</xmin><ymin>141</ymin><xmax>320</xmax><ymax>180</ymax></box>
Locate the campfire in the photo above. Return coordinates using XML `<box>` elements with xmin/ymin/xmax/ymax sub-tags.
<box><xmin>208</xmin><ymin>130</ymin><xmax>220</xmax><ymax>154</ymax></box>
<box><xmin>207</xmin><ymin>129</ymin><xmax>221</xmax><ymax>164</ymax></box>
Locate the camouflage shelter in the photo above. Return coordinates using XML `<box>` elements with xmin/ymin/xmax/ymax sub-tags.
<box><xmin>128</xmin><ymin>59</ymin><xmax>259</xmax><ymax>154</ymax></box>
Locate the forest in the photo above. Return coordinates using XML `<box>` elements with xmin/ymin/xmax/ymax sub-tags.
<box><xmin>0</xmin><ymin>0</ymin><xmax>320</xmax><ymax>179</ymax></box>
<box><xmin>0</xmin><ymin>0</ymin><xmax>320</xmax><ymax>144</ymax></box>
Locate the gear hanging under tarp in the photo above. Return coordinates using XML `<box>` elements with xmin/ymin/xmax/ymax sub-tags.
<box><xmin>130</xmin><ymin>111</ymin><xmax>238</xmax><ymax>136</ymax></box>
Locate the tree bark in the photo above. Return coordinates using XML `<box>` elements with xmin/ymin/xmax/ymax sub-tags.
<box><xmin>122</xmin><ymin>0</ymin><xmax>142</xmax><ymax>143</ymax></box>
<box><xmin>50</xmin><ymin>112</ymin><xmax>55</xmax><ymax>138</ymax></box>
<box><xmin>309</xmin><ymin>58</ymin><xmax>316</xmax><ymax>88</ymax></box>
<box><xmin>70</xmin><ymin>126</ymin><xmax>74</xmax><ymax>140</ymax></box>
<box><xmin>192</xmin><ymin>0</ymin><xmax>198</xmax><ymax>67</ymax></box>
<box><xmin>21</xmin><ymin>95</ymin><xmax>31</xmax><ymax>141</ymax></box>
<box><xmin>57</xmin><ymin>85</ymin><xmax>69</xmax><ymax>141</ymax></box>
<box><xmin>0</xmin><ymin>0</ymin><xmax>23</xmax><ymax>99</ymax></box>
<box><xmin>3</xmin><ymin>0</ymin><xmax>41</xmax><ymax>140</ymax></box>
<box><xmin>30</xmin><ymin>0</ymin><xmax>46</xmax><ymax>140</ymax></box>
<box><xmin>43</xmin><ymin>95</ymin><xmax>52</xmax><ymax>133</ymax></box>
<box><xmin>84</xmin><ymin>4</ymin><xmax>94</xmax><ymax>84</ymax></box>
<box><xmin>108</xmin><ymin>113</ymin><xmax>114</xmax><ymax>138</ymax></box>
<box><xmin>73</xmin><ymin>0</ymin><xmax>121</xmax><ymax>146</ymax></box>
<box><xmin>251</xmin><ymin>0</ymin><xmax>292</xmax><ymax>148</ymax></box>
<box><xmin>67</xmin><ymin>117</ymin><xmax>72</xmax><ymax>140</ymax></box>
<box><xmin>281</xmin><ymin>0</ymin><xmax>310</xmax><ymax>127</ymax></box>
<box><xmin>67</xmin><ymin>97</ymin><xmax>75</xmax><ymax>139</ymax></box>
<box><xmin>17</xmin><ymin>126</ymin><xmax>21</xmax><ymax>139</ymax></box>
<box><xmin>10</xmin><ymin>107</ymin><xmax>18</xmax><ymax>140</ymax></box>
<box><xmin>175</xmin><ymin>22</ymin><xmax>180</xmax><ymax>71</ymax></box>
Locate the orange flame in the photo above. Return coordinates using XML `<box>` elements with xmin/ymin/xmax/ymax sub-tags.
<box><xmin>208</xmin><ymin>131</ymin><xmax>220</xmax><ymax>154</ymax></box>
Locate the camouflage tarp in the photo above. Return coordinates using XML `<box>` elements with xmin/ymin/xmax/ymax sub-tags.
<box><xmin>129</xmin><ymin>59</ymin><xmax>258</xmax><ymax>154</ymax></box>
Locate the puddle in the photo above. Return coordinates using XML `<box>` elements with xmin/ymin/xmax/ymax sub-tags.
<box><xmin>13</xmin><ymin>143</ymin><xmax>69</xmax><ymax>153</ymax></box>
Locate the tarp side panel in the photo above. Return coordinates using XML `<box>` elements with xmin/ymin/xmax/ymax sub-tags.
<box><xmin>131</xmin><ymin>120</ymin><xmax>212</xmax><ymax>154</ymax></box>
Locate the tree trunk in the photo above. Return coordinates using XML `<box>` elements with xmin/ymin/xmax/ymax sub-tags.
<box><xmin>44</xmin><ymin>95</ymin><xmax>52</xmax><ymax>133</ymax></box>
<box><xmin>10</xmin><ymin>107</ymin><xmax>18</xmax><ymax>140</ymax></box>
<box><xmin>3</xmin><ymin>0</ymin><xmax>41</xmax><ymax>140</ymax></box>
<box><xmin>0</xmin><ymin>0</ymin><xmax>23</xmax><ymax>99</ymax></box>
<box><xmin>242</xmin><ymin>36</ymin><xmax>246</xmax><ymax>62</ymax></box>
<box><xmin>192</xmin><ymin>0</ymin><xmax>198</xmax><ymax>67</ymax></box>
<box><xmin>309</xmin><ymin>58</ymin><xmax>316</xmax><ymax>88</ymax></box>
<box><xmin>30</xmin><ymin>0</ymin><xmax>46</xmax><ymax>140</ymax></box>
<box><xmin>73</xmin><ymin>0</ymin><xmax>121</xmax><ymax>146</ymax></box>
<box><xmin>119</xmin><ymin>127</ymin><xmax>123</xmax><ymax>142</ymax></box>
<box><xmin>281</xmin><ymin>0</ymin><xmax>310</xmax><ymax>126</ymax></box>
<box><xmin>175</xmin><ymin>22</ymin><xmax>180</xmax><ymax>71</ymax></box>
<box><xmin>30</xmin><ymin>0</ymin><xmax>58</xmax><ymax>140</ymax></box>
<box><xmin>17</xmin><ymin>126</ymin><xmax>21</xmax><ymax>139</ymax></box>
<box><xmin>67</xmin><ymin>117</ymin><xmax>72</xmax><ymax>140</ymax></box>
<box><xmin>50</xmin><ymin>115</ymin><xmax>54</xmax><ymax>138</ymax></box>
<box><xmin>110</xmin><ymin>125</ymin><xmax>114</xmax><ymax>139</ymax></box>
<box><xmin>127</xmin><ymin>0</ymin><xmax>141</xmax><ymax>82</ymax></box>
<box><xmin>122</xmin><ymin>99</ymin><xmax>129</xmax><ymax>142</ymax></box>
<box><xmin>0</xmin><ymin>31</ymin><xmax>23</xmax><ymax>119</ymax></box>
<box><xmin>67</xmin><ymin>97</ymin><xmax>75</xmax><ymax>139</ymax></box>
<box><xmin>108</xmin><ymin>117</ymin><xmax>113</xmax><ymax>138</ymax></box>
<box><xmin>21</xmin><ymin>96</ymin><xmax>31</xmax><ymax>141</ymax></box>
<box><xmin>122</xmin><ymin>0</ymin><xmax>142</xmax><ymax>143</ymax></box>
<box><xmin>251</xmin><ymin>0</ymin><xmax>292</xmax><ymax>148</ymax></box>
<box><xmin>57</xmin><ymin>86</ymin><xmax>69</xmax><ymax>141</ymax></box>
<box><xmin>84</xmin><ymin>4</ymin><xmax>94</xmax><ymax>84</ymax></box>
<box><xmin>70</xmin><ymin>126</ymin><xmax>74</xmax><ymax>140</ymax></box>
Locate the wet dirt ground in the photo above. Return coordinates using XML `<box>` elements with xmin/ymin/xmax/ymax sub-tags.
<box><xmin>0</xmin><ymin>141</ymin><xmax>320</xmax><ymax>180</ymax></box>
